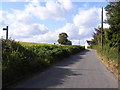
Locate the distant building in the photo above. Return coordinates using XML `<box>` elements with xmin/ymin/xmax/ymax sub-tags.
<box><xmin>85</xmin><ymin>40</ymin><xmax>88</xmax><ymax>49</ymax></box>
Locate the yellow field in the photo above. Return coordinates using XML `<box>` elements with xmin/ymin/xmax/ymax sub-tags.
<box><xmin>18</xmin><ymin>42</ymin><xmax>82</xmax><ymax>47</ymax></box>
<box><xmin>18</xmin><ymin>42</ymin><xmax>66</xmax><ymax>47</ymax></box>
<box><xmin>18</xmin><ymin>42</ymin><xmax>54</xmax><ymax>46</ymax></box>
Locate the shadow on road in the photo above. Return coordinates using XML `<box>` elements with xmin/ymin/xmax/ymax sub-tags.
<box><xmin>15</xmin><ymin>50</ymin><xmax>90</xmax><ymax>88</ymax></box>
<box><xmin>55</xmin><ymin>49</ymin><xmax>90</xmax><ymax>67</ymax></box>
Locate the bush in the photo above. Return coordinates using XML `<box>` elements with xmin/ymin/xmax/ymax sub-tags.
<box><xmin>2</xmin><ymin>40</ymin><xmax>47</xmax><ymax>87</ymax></box>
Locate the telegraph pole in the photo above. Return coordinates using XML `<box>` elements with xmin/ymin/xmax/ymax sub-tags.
<box><xmin>3</xmin><ymin>26</ymin><xmax>8</xmax><ymax>40</ymax></box>
<box><xmin>101</xmin><ymin>8</ymin><xmax>103</xmax><ymax>49</ymax></box>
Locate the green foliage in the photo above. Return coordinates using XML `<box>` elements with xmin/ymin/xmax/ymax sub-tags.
<box><xmin>91</xmin><ymin>27</ymin><xmax>119</xmax><ymax>63</ymax></box>
<box><xmin>90</xmin><ymin>2</ymin><xmax>120</xmax><ymax>68</ymax></box>
<box><xmin>59</xmin><ymin>32</ymin><xmax>68</xmax><ymax>38</ymax></box>
<box><xmin>2</xmin><ymin>39</ymin><xmax>85</xmax><ymax>87</ymax></box>
<box><xmin>58</xmin><ymin>36</ymin><xmax>68</xmax><ymax>45</ymax></box>
<box><xmin>93</xmin><ymin>44</ymin><xmax>119</xmax><ymax>63</ymax></box>
<box><xmin>58</xmin><ymin>32</ymin><xmax>72</xmax><ymax>45</ymax></box>
<box><xmin>105</xmin><ymin>2</ymin><xmax>120</xmax><ymax>47</ymax></box>
<box><xmin>2</xmin><ymin>39</ymin><xmax>47</xmax><ymax>87</ymax></box>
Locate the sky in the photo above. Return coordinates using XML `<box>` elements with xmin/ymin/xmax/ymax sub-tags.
<box><xmin>0</xmin><ymin>0</ymin><xmax>110</xmax><ymax>45</ymax></box>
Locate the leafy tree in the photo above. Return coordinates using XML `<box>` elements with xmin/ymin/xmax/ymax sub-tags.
<box><xmin>90</xmin><ymin>1</ymin><xmax>120</xmax><ymax>48</ymax></box>
<box><xmin>58</xmin><ymin>36</ymin><xmax>68</xmax><ymax>45</ymax></box>
<box><xmin>59</xmin><ymin>32</ymin><xmax>68</xmax><ymax>38</ymax></box>
<box><xmin>84</xmin><ymin>2</ymin><xmax>120</xmax><ymax>76</ymax></box>
<box><xmin>58</xmin><ymin>32</ymin><xmax>72</xmax><ymax>45</ymax></box>
<box><xmin>105</xmin><ymin>1</ymin><xmax>120</xmax><ymax>47</ymax></box>
<box><xmin>91</xmin><ymin>28</ymin><xmax>109</xmax><ymax>47</ymax></box>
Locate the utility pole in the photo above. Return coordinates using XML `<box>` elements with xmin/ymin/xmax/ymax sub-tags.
<box><xmin>3</xmin><ymin>26</ymin><xmax>8</xmax><ymax>40</ymax></box>
<box><xmin>101</xmin><ymin>8</ymin><xmax>103</xmax><ymax>49</ymax></box>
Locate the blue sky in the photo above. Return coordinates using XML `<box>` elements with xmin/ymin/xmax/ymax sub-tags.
<box><xmin>0</xmin><ymin>0</ymin><xmax>109</xmax><ymax>45</ymax></box>
<box><xmin>1</xmin><ymin>2</ymin><xmax>108</xmax><ymax>29</ymax></box>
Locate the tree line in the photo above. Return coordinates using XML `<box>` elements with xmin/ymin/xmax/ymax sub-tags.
<box><xmin>88</xmin><ymin>1</ymin><xmax>120</xmax><ymax>63</ymax></box>
<box><xmin>89</xmin><ymin>1</ymin><xmax>120</xmax><ymax>49</ymax></box>
<box><xmin>87</xmin><ymin>1</ymin><xmax>120</xmax><ymax>78</ymax></box>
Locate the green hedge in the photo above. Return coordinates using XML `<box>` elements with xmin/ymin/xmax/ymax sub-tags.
<box><xmin>2</xmin><ymin>39</ymin><xmax>85</xmax><ymax>87</ymax></box>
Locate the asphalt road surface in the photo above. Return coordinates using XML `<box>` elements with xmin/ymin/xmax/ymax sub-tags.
<box><xmin>15</xmin><ymin>49</ymin><xmax>118</xmax><ymax>88</ymax></box>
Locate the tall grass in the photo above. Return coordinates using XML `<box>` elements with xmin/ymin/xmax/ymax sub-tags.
<box><xmin>93</xmin><ymin>44</ymin><xmax>119</xmax><ymax>76</ymax></box>
<box><xmin>93</xmin><ymin>44</ymin><xmax>119</xmax><ymax>63</ymax></box>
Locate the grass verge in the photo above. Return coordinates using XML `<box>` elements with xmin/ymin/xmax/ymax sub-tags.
<box><xmin>93</xmin><ymin>45</ymin><xmax>119</xmax><ymax>80</ymax></box>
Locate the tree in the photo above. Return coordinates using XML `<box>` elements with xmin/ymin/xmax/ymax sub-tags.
<box><xmin>105</xmin><ymin>1</ymin><xmax>120</xmax><ymax>47</ymax></box>
<box><xmin>59</xmin><ymin>32</ymin><xmax>68</xmax><ymax>38</ymax></box>
<box><xmin>67</xmin><ymin>40</ymin><xmax>72</xmax><ymax>45</ymax></box>
<box><xmin>89</xmin><ymin>1</ymin><xmax>120</xmax><ymax>66</ymax></box>
<box><xmin>58</xmin><ymin>32</ymin><xmax>72</xmax><ymax>45</ymax></box>
<box><xmin>90</xmin><ymin>1</ymin><xmax>120</xmax><ymax>48</ymax></box>
<box><xmin>87</xmin><ymin>40</ymin><xmax>92</xmax><ymax>46</ymax></box>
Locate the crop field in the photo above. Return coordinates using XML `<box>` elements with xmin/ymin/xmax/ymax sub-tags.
<box><xmin>2</xmin><ymin>39</ymin><xmax>85</xmax><ymax>87</ymax></box>
<box><xmin>19</xmin><ymin>42</ymin><xmax>53</xmax><ymax>46</ymax></box>
<box><xmin>19</xmin><ymin>42</ymin><xmax>71</xmax><ymax>47</ymax></box>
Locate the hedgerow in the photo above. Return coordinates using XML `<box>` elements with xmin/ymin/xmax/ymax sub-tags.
<box><xmin>2</xmin><ymin>39</ymin><xmax>85</xmax><ymax>87</ymax></box>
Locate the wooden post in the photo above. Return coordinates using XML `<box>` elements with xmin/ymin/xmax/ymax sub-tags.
<box><xmin>3</xmin><ymin>26</ymin><xmax>8</xmax><ymax>40</ymax></box>
<box><xmin>101</xmin><ymin>8</ymin><xmax>103</xmax><ymax>49</ymax></box>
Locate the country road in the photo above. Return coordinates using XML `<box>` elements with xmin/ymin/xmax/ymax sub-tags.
<box><xmin>15</xmin><ymin>49</ymin><xmax>118</xmax><ymax>88</ymax></box>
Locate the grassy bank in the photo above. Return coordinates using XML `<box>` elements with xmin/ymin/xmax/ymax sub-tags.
<box><xmin>92</xmin><ymin>44</ymin><xmax>119</xmax><ymax>79</ymax></box>
<box><xmin>2</xmin><ymin>39</ymin><xmax>85</xmax><ymax>87</ymax></box>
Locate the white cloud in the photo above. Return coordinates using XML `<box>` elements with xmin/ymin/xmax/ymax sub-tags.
<box><xmin>72</xmin><ymin>40</ymin><xmax>80</xmax><ymax>45</ymax></box>
<box><xmin>98</xmin><ymin>8</ymin><xmax>110</xmax><ymax>28</ymax></box>
<box><xmin>57</xmin><ymin>23</ymin><xmax>79</xmax><ymax>39</ymax></box>
<box><xmin>73</xmin><ymin>7</ymin><xmax>105</xmax><ymax>41</ymax></box>
<box><xmin>0</xmin><ymin>11</ymin><xmax>7</xmax><ymax>26</ymax></box>
<box><xmin>18</xmin><ymin>30</ymin><xmax>59</xmax><ymax>43</ymax></box>
<box><xmin>2</xmin><ymin>0</ymin><xmax>29</xmax><ymax>2</ymax></box>
<box><xmin>59</xmin><ymin>0</ymin><xmax>73</xmax><ymax>11</ymax></box>
<box><xmin>1</xmin><ymin>2</ymin><xmax>109</xmax><ymax>46</ymax></box>
<box><xmin>12</xmin><ymin>24</ymin><xmax>49</xmax><ymax>37</ymax></box>
<box><xmin>71</xmin><ymin>7</ymin><xmax>109</xmax><ymax>45</ymax></box>
<box><xmin>0</xmin><ymin>0</ymin><xmax>74</xmax><ymax>43</ymax></box>
<box><xmin>0</xmin><ymin>9</ymin><xmax>49</xmax><ymax>39</ymax></box>
<box><xmin>24</xmin><ymin>0</ymin><xmax>73</xmax><ymax>21</ymax></box>
<box><xmin>74</xmin><ymin>7</ymin><xmax>101</xmax><ymax>27</ymax></box>
<box><xmin>15</xmin><ymin>23</ymin><xmax>79</xmax><ymax>44</ymax></box>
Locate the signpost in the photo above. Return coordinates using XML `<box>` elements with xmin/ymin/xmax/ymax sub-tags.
<box><xmin>3</xmin><ymin>26</ymin><xmax>8</xmax><ymax>40</ymax></box>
